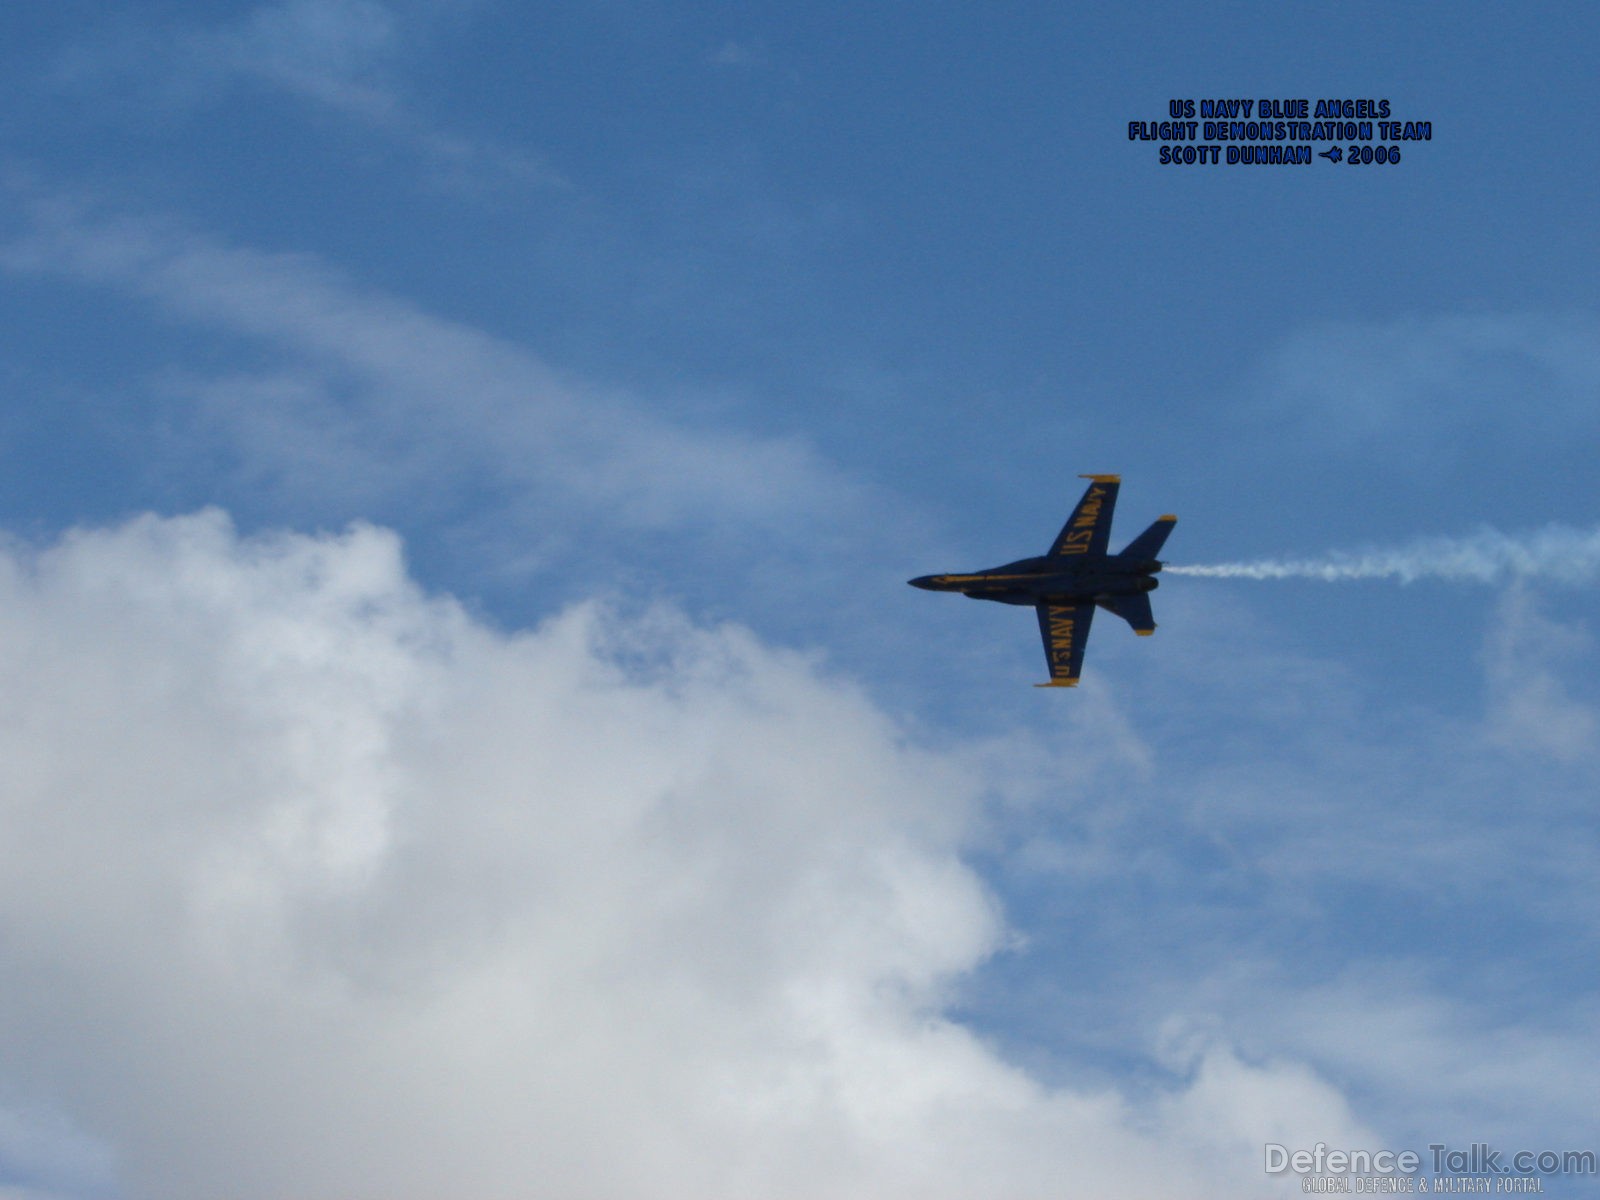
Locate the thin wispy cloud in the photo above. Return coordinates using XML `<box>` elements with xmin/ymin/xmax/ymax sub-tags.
<box><xmin>0</xmin><ymin>184</ymin><xmax>854</xmax><ymax>550</ymax></box>
<box><xmin>201</xmin><ymin>0</ymin><xmax>568</xmax><ymax>194</ymax></box>
<box><xmin>1255</xmin><ymin>313</ymin><xmax>1600</xmax><ymax>452</ymax></box>
<box><xmin>706</xmin><ymin>39</ymin><xmax>770</xmax><ymax>70</ymax></box>
<box><xmin>51</xmin><ymin>0</ymin><xmax>566</xmax><ymax>196</ymax></box>
<box><xmin>1483</xmin><ymin>585</ymin><xmax>1600</xmax><ymax>762</ymax></box>
<box><xmin>205</xmin><ymin>0</ymin><xmax>403</xmax><ymax>118</ymax></box>
<box><xmin>1177</xmin><ymin>963</ymin><xmax>1600</xmax><ymax>1157</ymax></box>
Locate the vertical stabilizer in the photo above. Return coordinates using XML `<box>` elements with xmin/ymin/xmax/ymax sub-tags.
<box><xmin>1119</xmin><ymin>514</ymin><xmax>1177</xmax><ymax>560</ymax></box>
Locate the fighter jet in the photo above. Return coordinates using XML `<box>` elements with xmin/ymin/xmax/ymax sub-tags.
<box><xmin>909</xmin><ymin>475</ymin><xmax>1175</xmax><ymax>687</ymax></box>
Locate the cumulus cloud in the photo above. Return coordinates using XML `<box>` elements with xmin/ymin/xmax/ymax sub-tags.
<box><xmin>0</xmin><ymin>510</ymin><xmax>1363</xmax><ymax>1198</ymax></box>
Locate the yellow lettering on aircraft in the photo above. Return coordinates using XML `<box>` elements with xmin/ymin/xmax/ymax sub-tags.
<box><xmin>1059</xmin><ymin>527</ymin><xmax>1094</xmax><ymax>554</ymax></box>
<box><xmin>1056</xmin><ymin>484</ymin><xmax>1108</xmax><ymax>552</ymax></box>
<box><xmin>1045</xmin><ymin>606</ymin><xmax>1078</xmax><ymax>671</ymax></box>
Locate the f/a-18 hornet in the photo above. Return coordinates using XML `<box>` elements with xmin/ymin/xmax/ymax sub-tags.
<box><xmin>909</xmin><ymin>475</ymin><xmax>1176</xmax><ymax>687</ymax></box>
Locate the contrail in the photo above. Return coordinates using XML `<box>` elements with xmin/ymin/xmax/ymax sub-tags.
<box><xmin>1165</xmin><ymin>524</ymin><xmax>1600</xmax><ymax>585</ymax></box>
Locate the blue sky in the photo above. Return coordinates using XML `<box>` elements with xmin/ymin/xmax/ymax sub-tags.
<box><xmin>0</xmin><ymin>3</ymin><xmax>1596</xmax><ymax>1197</ymax></box>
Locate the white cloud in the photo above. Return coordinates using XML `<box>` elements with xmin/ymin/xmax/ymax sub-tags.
<box><xmin>1154</xmin><ymin>1031</ymin><xmax>1375</xmax><ymax>1186</ymax></box>
<box><xmin>0</xmin><ymin>189</ymin><xmax>855</xmax><ymax>555</ymax></box>
<box><xmin>1257</xmin><ymin>312</ymin><xmax>1600</xmax><ymax>451</ymax></box>
<box><xmin>1201</xmin><ymin>967</ymin><xmax>1600</xmax><ymax>1155</ymax></box>
<box><xmin>966</xmin><ymin>580</ymin><xmax>1600</xmax><ymax>1179</ymax></box>
<box><xmin>50</xmin><ymin>1</ymin><xmax>563</xmax><ymax>196</ymax></box>
<box><xmin>211</xmin><ymin>0</ymin><xmax>567</xmax><ymax>194</ymax></box>
<box><xmin>1483</xmin><ymin>585</ymin><xmax>1599</xmax><ymax>762</ymax></box>
<box><xmin>0</xmin><ymin>510</ymin><xmax>1359</xmax><ymax>1198</ymax></box>
<box><xmin>707</xmin><ymin>40</ymin><xmax>770</xmax><ymax>70</ymax></box>
<box><xmin>206</xmin><ymin>0</ymin><xmax>403</xmax><ymax>119</ymax></box>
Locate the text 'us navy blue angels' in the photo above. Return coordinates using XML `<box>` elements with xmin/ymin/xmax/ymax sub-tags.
<box><xmin>909</xmin><ymin>476</ymin><xmax>1176</xmax><ymax>687</ymax></box>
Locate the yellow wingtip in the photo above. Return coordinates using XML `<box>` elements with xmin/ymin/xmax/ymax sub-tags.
<box><xmin>1078</xmin><ymin>473</ymin><xmax>1121</xmax><ymax>483</ymax></box>
<box><xmin>1035</xmin><ymin>678</ymin><xmax>1080</xmax><ymax>688</ymax></box>
<box><xmin>1136</xmin><ymin>629</ymin><xmax>1155</xmax><ymax>636</ymax></box>
<box><xmin>1159</xmin><ymin>514</ymin><xmax>1178</xmax><ymax>522</ymax></box>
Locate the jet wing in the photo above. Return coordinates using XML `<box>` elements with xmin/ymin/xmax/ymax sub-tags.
<box><xmin>1047</xmin><ymin>475</ymin><xmax>1120</xmax><ymax>558</ymax></box>
<box><xmin>1035</xmin><ymin>602</ymin><xmax>1094</xmax><ymax>687</ymax></box>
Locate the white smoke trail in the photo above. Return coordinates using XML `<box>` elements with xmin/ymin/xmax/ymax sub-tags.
<box><xmin>1165</xmin><ymin>524</ymin><xmax>1600</xmax><ymax>585</ymax></box>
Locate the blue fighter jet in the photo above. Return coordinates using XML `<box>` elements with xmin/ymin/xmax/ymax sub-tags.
<box><xmin>909</xmin><ymin>475</ymin><xmax>1176</xmax><ymax>687</ymax></box>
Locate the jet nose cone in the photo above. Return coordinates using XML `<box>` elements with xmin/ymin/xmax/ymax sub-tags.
<box><xmin>908</xmin><ymin>575</ymin><xmax>939</xmax><ymax>590</ymax></box>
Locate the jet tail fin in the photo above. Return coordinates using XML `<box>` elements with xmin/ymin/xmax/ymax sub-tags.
<box><xmin>1096</xmin><ymin>592</ymin><xmax>1156</xmax><ymax>635</ymax></box>
<box><xmin>1119</xmin><ymin>514</ymin><xmax>1177</xmax><ymax>560</ymax></box>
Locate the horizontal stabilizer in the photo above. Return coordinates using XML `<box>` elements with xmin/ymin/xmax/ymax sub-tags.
<box><xmin>1096</xmin><ymin>592</ymin><xmax>1156</xmax><ymax>635</ymax></box>
<box><xmin>1119</xmin><ymin>514</ymin><xmax>1177</xmax><ymax>560</ymax></box>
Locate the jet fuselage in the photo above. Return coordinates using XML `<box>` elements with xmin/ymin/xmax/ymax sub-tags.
<box><xmin>909</xmin><ymin>555</ymin><xmax>1162</xmax><ymax>607</ymax></box>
